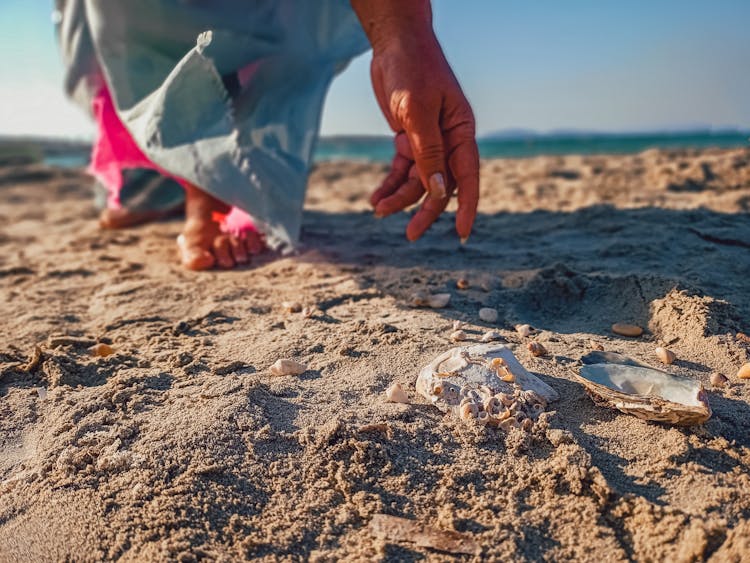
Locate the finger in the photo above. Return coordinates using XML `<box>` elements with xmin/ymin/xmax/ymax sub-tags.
<box><xmin>229</xmin><ymin>236</ymin><xmax>249</xmax><ymax>264</ymax></box>
<box><xmin>399</xmin><ymin>98</ymin><xmax>447</xmax><ymax>200</ymax></box>
<box><xmin>370</xmin><ymin>152</ymin><xmax>411</xmax><ymax>209</ymax></box>
<box><xmin>447</xmin><ymin>131</ymin><xmax>480</xmax><ymax>242</ymax></box>
<box><xmin>212</xmin><ymin>235</ymin><xmax>234</xmax><ymax>269</ymax></box>
<box><xmin>405</xmin><ymin>186</ymin><xmax>453</xmax><ymax>242</ymax></box>
<box><xmin>375</xmin><ymin>174</ymin><xmax>424</xmax><ymax>218</ymax></box>
<box><xmin>394</xmin><ymin>131</ymin><xmax>414</xmax><ymax>161</ymax></box>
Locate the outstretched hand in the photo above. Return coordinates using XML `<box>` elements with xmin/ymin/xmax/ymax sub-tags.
<box><xmin>367</xmin><ymin>31</ymin><xmax>479</xmax><ymax>242</ymax></box>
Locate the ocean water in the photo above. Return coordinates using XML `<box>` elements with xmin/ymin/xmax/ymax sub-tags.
<box><xmin>315</xmin><ymin>131</ymin><xmax>750</xmax><ymax>163</ymax></box>
<box><xmin>38</xmin><ymin>131</ymin><xmax>749</xmax><ymax>169</ymax></box>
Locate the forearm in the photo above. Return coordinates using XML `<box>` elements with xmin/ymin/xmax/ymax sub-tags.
<box><xmin>350</xmin><ymin>0</ymin><xmax>434</xmax><ymax>53</ymax></box>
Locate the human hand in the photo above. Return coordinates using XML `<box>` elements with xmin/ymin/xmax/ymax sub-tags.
<box><xmin>367</xmin><ymin>31</ymin><xmax>479</xmax><ymax>242</ymax></box>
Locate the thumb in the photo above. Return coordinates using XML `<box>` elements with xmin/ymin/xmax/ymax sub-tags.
<box><xmin>403</xmin><ymin>105</ymin><xmax>447</xmax><ymax>200</ymax></box>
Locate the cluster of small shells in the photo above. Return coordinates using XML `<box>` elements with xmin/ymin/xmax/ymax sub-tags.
<box><xmin>430</xmin><ymin>356</ymin><xmax>547</xmax><ymax>432</ymax></box>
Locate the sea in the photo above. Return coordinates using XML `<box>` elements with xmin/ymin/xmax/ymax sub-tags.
<box><xmin>315</xmin><ymin>131</ymin><xmax>750</xmax><ymax>163</ymax></box>
<box><xmin>16</xmin><ymin>130</ymin><xmax>750</xmax><ymax>169</ymax></box>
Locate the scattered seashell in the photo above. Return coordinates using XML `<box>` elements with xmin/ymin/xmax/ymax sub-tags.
<box><xmin>710</xmin><ymin>373</ymin><xmax>728</xmax><ymax>388</ymax></box>
<box><xmin>478</xmin><ymin>307</ymin><xmax>498</xmax><ymax>323</ymax></box>
<box><xmin>575</xmin><ymin>351</ymin><xmax>711</xmax><ymax>425</ymax></box>
<box><xmin>499</xmin><ymin>418</ymin><xmax>519</xmax><ymax>431</ymax></box>
<box><xmin>301</xmin><ymin>306</ymin><xmax>315</xmax><ymax>318</ymax></box>
<box><xmin>35</xmin><ymin>387</ymin><xmax>47</xmax><ymax>399</ymax></box>
<box><xmin>480</xmin><ymin>330</ymin><xmax>502</xmax><ymax>343</ymax></box>
<box><xmin>530</xmin><ymin>403</ymin><xmax>545</xmax><ymax>417</ymax></box>
<box><xmin>655</xmin><ymin>347</ymin><xmax>676</xmax><ymax>365</ymax></box>
<box><xmin>521</xmin><ymin>418</ymin><xmax>534</xmax><ymax>431</ymax></box>
<box><xmin>452</xmin><ymin>320</ymin><xmax>466</xmax><ymax>330</ymax></box>
<box><xmin>459</xmin><ymin>401</ymin><xmax>478</xmax><ymax>421</ymax></box>
<box><xmin>282</xmin><ymin>301</ymin><xmax>302</xmax><ymax>313</ymax></box>
<box><xmin>484</xmin><ymin>396</ymin><xmax>500</xmax><ymax>414</ymax></box>
<box><xmin>450</xmin><ymin>330</ymin><xmax>467</xmax><ymax>342</ymax></box>
<box><xmin>590</xmin><ymin>340</ymin><xmax>604</xmax><ymax>351</ymax></box>
<box><xmin>736</xmin><ymin>332</ymin><xmax>750</xmax><ymax>344</ymax></box>
<box><xmin>611</xmin><ymin>323</ymin><xmax>643</xmax><ymax>337</ymax></box>
<box><xmin>496</xmin><ymin>393</ymin><xmax>514</xmax><ymax>407</ymax></box>
<box><xmin>477</xmin><ymin>411</ymin><xmax>490</xmax><ymax>425</ymax></box>
<box><xmin>527</xmin><ymin>341</ymin><xmax>547</xmax><ymax>357</ymax></box>
<box><xmin>385</xmin><ymin>382</ymin><xmax>410</xmax><ymax>404</ymax></box>
<box><xmin>515</xmin><ymin>324</ymin><xmax>533</xmax><ymax>338</ymax></box>
<box><xmin>90</xmin><ymin>343</ymin><xmax>114</xmax><ymax>357</ymax></box>
<box><xmin>456</xmin><ymin>278</ymin><xmax>470</xmax><ymax>290</ymax></box>
<box><xmin>738</xmin><ymin>363</ymin><xmax>750</xmax><ymax>380</ymax></box>
<box><xmin>411</xmin><ymin>291</ymin><xmax>451</xmax><ymax>309</ymax></box>
<box><xmin>270</xmin><ymin>359</ymin><xmax>307</xmax><ymax>376</ymax></box>
<box><xmin>432</xmin><ymin>382</ymin><xmax>444</xmax><ymax>396</ymax></box>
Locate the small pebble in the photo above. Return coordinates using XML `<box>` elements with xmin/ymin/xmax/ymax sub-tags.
<box><xmin>270</xmin><ymin>359</ymin><xmax>307</xmax><ymax>376</ymax></box>
<box><xmin>738</xmin><ymin>363</ymin><xmax>750</xmax><ymax>380</ymax></box>
<box><xmin>450</xmin><ymin>330</ymin><xmax>467</xmax><ymax>342</ymax></box>
<box><xmin>515</xmin><ymin>324</ymin><xmax>533</xmax><ymax>338</ymax></box>
<box><xmin>456</xmin><ymin>278</ymin><xmax>470</xmax><ymax>290</ymax></box>
<box><xmin>385</xmin><ymin>382</ymin><xmax>409</xmax><ymax>404</ymax></box>
<box><xmin>655</xmin><ymin>347</ymin><xmax>676</xmax><ymax>365</ymax></box>
<box><xmin>478</xmin><ymin>307</ymin><xmax>498</xmax><ymax>323</ymax></box>
<box><xmin>611</xmin><ymin>323</ymin><xmax>643</xmax><ymax>337</ymax></box>
<box><xmin>452</xmin><ymin>320</ymin><xmax>466</xmax><ymax>330</ymax></box>
<box><xmin>90</xmin><ymin>343</ymin><xmax>114</xmax><ymax>357</ymax></box>
<box><xmin>282</xmin><ymin>301</ymin><xmax>302</xmax><ymax>313</ymax></box>
<box><xmin>710</xmin><ymin>373</ymin><xmax>728</xmax><ymax>388</ymax></box>
<box><xmin>527</xmin><ymin>341</ymin><xmax>547</xmax><ymax>357</ymax></box>
<box><xmin>589</xmin><ymin>340</ymin><xmax>604</xmax><ymax>351</ymax></box>
<box><xmin>301</xmin><ymin>306</ymin><xmax>315</xmax><ymax>318</ymax></box>
<box><xmin>480</xmin><ymin>331</ymin><xmax>502</xmax><ymax>343</ymax></box>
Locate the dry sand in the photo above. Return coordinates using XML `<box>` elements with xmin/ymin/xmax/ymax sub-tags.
<box><xmin>1</xmin><ymin>148</ymin><xmax>749</xmax><ymax>561</ymax></box>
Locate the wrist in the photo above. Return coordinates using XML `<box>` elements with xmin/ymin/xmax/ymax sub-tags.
<box><xmin>351</xmin><ymin>0</ymin><xmax>435</xmax><ymax>55</ymax></box>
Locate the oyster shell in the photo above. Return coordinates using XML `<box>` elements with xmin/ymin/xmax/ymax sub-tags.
<box><xmin>575</xmin><ymin>352</ymin><xmax>711</xmax><ymax>425</ymax></box>
<box><xmin>416</xmin><ymin>344</ymin><xmax>558</xmax><ymax>428</ymax></box>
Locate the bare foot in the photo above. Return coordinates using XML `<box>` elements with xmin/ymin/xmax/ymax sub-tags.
<box><xmin>176</xmin><ymin>184</ymin><xmax>265</xmax><ymax>271</ymax></box>
<box><xmin>99</xmin><ymin>205</ymin><xmax>183</xmax><ymax>230</ymax></box>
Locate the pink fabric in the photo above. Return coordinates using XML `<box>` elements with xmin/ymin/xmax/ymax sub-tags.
<box><xmin>89</xmin><ymin>87</ymin><xmax>257</xmax><ymax>235</ymax></box>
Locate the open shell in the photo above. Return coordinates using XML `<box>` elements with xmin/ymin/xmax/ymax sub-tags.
<box><xmin>416</xmin><ymin>344</ymin><xmax>558</xmax><ymax>429</ymax></box>
<box><xmin>575</xmin><ymin>352</ymin><xmax>711</xmax><ymax>425</ymax></box>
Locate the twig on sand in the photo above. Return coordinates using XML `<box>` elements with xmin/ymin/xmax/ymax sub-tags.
<box><xmin>369</xmin><ymin>513</ymin><xmax>479</xmax><ymax>555</ymax></box>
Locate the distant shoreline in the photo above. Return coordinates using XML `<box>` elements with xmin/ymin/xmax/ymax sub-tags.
<box><xmin>1</xmin><ymin>130</ymin><xmax>747</xmax><ymax>168</ymax></box>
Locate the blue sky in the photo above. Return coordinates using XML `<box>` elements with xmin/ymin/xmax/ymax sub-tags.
<box><xmin>1</xmin><ymin>1</ymin><xmax>749</xmax><ymax>139</ymax></box>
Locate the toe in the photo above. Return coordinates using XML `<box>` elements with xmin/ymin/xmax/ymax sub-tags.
<box><xmin>213</xmin><ymin>235</ymin><xmax>235</xmax><ymax>269</ymax></box>
<box><xmin>245</xmin><ymin>232</ymin><xmax>266</xmax><ymax>255</ymax></box>
<box><xmin>229</xmin><ymin>236</ymin><xmax>249</xmax><ymax>264</ymax></box>
<box><xmin>177</xmin><ymin>234</ymin><xmax>215</xmax><ymax>271</ymax></box>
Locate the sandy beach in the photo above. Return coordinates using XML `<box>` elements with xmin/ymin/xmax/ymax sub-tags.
<box><xmin>1</xmin><ymin>147</ymin><xmax>749</xmax><ymax>561</ymax></box>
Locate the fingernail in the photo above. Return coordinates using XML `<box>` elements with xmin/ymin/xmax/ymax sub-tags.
<box><xmin>460</xmin><ymin>236</ymin><xmax>469</xmax><ymax>245</ymax></box>
<box><xmin>429</xmin><ymin>173</ymin><xmax>446</xmax><ymax>199</ymax></box>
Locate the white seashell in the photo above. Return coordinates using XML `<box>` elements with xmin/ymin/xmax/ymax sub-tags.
<box><xmin>416</xmin><ymin>344</ymin><xmax>559</xmax><ymax>425</ymax></box>
<box><xmin>452</xmin><ymin>320</ymin><xmax>465</xmax><ymax>330</ymax></box>
<box><xmin>477</xmin><ymin>411</ymin><xmax>490</xmax><ymax>425</ymax></box>
<box><xmin>411</xmin><ymin>291</ymin><xmax>451</xmax><ymax>309</ymax></box>
<box><xmin>575</xmin><ymin>352</ymin><xmax>710</xmax><ymax>425</ymax></box>
<box><xmin>480</xmin><ymin>331</ymin><xmax>502</xmax><ymax>343</ymax></box>
<box><xmin>521</xmin><ymin>418</ymin><xmax>534</xmax><ymax>431</ymax></box>
<box><xmin>459</xmin><ymin>402</ymin><xmax>478</xmax><ymax>421</ymax></box>
<box><xmin>450</xmin><ymin>330</ymin><xmax>467</xmax><ymax>342</ymax></box>
<box><xmin>385</xmin><ymin>382</ymin><xmax>410</xmax><ymax>404</ymax></box>
<box><xmin>478</xmin><ymin>308</ymin><xmax>498</xmax><ymax>323</ymax></box>
<box><xmin>301</xmin><ymin>306</ymin><xmax>315</xmax><ymax>318</ymax></box>
<box><xmin>270</xmin><ymin>359</ymin><xmax>307</xmax><ymax>376</ymax></box>
<box><xmin>515</xmin><ymin>324</ymin><xmax>533</xmax><ymax>338</ymax></box>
